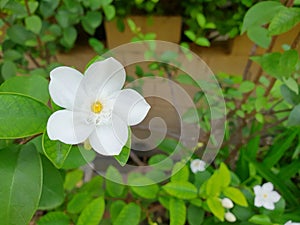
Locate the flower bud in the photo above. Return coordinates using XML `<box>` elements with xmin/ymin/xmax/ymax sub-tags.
<box><xmin>225</xmin><ymin>212</ymin><xmax>236</xmax><ymax>223</ymax></box>
<box><xmin>222</xmin><ymin>198</ymin><xmax>234</xmax><ymax>209</ymax></box>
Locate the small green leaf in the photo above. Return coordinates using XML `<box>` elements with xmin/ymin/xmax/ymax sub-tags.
<box><xmin>77</xmin><ymin>197</ymin><xmax>105</xmax><ymax>225</ymax></box>
<box><xmin>82</xmin><ymin>11</ymin><xmax>102</xmax><ymax>35</ymax></box>
<box><xmin>25</xmin><ymin>15</ymin><xmax>42</xmax><ymax>34</ymax></box>
<box><xmin>281</xmin><ymin>84</ymin><xmax>300</xmax><ymax>105</ymax></box>
<box><xmin>207</xmin><ymin>197</ymin><xmax>225</xmax><ymax>221</ymax></box>
<box><xmin>7</xmin><ymin>24</ymin><xmax>35</xmax><ymax>45</ymax></box>
<box><xmin>283</xmin><ymin>77</ymin><xmax>299</xmax><ymax>95</ymax></box>
<box><xmin>103</xmin><ymin>5</ymin><xmax>115</xmax><ymax>20</ymax></box>
<box><xmin>62</xmin><ymin>146</ymin><xmax>96</xmax><ymax>169</ymax></box>
<box><xmin>113</xmin><ymin>203</ymin><xmax>141</xmax><ymax>225</ymax></box>
<box><xmin>0</xmin><ymin>144</ymin><xmax>42</xmax><ymax>225</ymax></box>
<box><xmin>163</xmin><ymin>181</ymin><xmax>197</xmax><ymax>200</ymax></box>
<box><xmin>1</xmin><ymin>61</ymin><xmax>17</xmax><ymax>80</ymax></box>
<box><xmin>114</xmin><ymin>128</ymin><xmax>131</xmax><ymax>166</ymax></box>
<box><xmin>249</xmin><ymin>215</ymin><xmax>272</xmax><ymax>225</ymax></box>
<box><xmin>42</xmin><ymin>131</ymin><xmax>72</xmax><ymax>169</ymax></box>
<box><xmin>67</xmin><ymin>192</ymin><xmax>92</xmax><ymax>214</ymax></box>
<box><xmin>219</xmin><ymin>162</ymin><xmax>231</xmax><ymax>187</ymax></box>
<box><xmin>170</xmin><ymin>198</ymin><xmax>186</xmax><ymax>225</ymax></box>
<box><xmin>110</xmin><ymin>200</ymin><xmax>126</xmax><ymax>223</ymax></box>
<box><xmin>184</xmin><ymin>30</ymin><xmax>196</xmax><ymax>41</ymax></box>
<box><xmin>196</xmin><ymin>13</ymin><xmax>206</xmax><ymax>28</ymax></box>
<box><xmin>148</xmin><ymin>154</ymin><xmax>173</xmax><ymax>171</ymax></box>
<box><xmin>37</xmin><ymin>212</ymin><xmax>70</xmax><ymax>225</ymax></box>
<box><xmin>187</xmin><ymin>204</ymin><xmax>204</xmax><ymax>225</ymax></box>
<box><xmin>240</xmin><ymin>81</ymin><xmax>255</xmax><ymax>93</ymax></box>
<box><xmin>195</xmin><ymin>37</ymin><xmax>210</xmax><ymax>47</ymax></box>
<box><xmin>60</xmin><ymin>27</ymin><xmax>77</xmax><ymax>49</ymax></box>
<box><xmin>38</xmin><ymin>156</ymin><xmax>64</xmax><ymax>210</ymax></box>
<box><xmin>171</xmin><ymin>162</ymin><xmax>190</xmax><ymax>182</ymax></box>
<box><xmin>247</xmin><ymin>26</ymin><xmax>271</xmax><ymax>48</ymax></box>
<box><xmin>64</xmin><ymin>169</ymin><xmax>84</xmax><ymax>191</ymax></box>
<box><xmin>223</xmin><ymin>187</ymin><xmax>248</xmax><ymax>207</ymax></box>
<box><xmin>288</xmin><ymin>105</ymin><xmax>300</xmax><ymax>126</ymax></box>
<box><xmin>176</xmin><ymin>74</ymin><xmax>197</xmax><ymax>86</ymax></box>
<box><xmin>0</xmin><ymin>93</ymin><xmax>51</xmax><ymax>139</ymax></box>
<box><xmin>106</xmin><ymin>166</ymin><xmax>125</xmax><ymax>197</ymax></box>
<box><xmin>130</xmin><ymin>177</ymin><xmax>159</xmax><ymax>199</ymax></box>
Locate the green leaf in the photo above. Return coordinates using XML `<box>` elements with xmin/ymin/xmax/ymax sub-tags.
<box><xmin>195</xmin><ymin>37</ymin><xmax>210</xmax><ymax>47</ymax></box>
<box><xmin>1</xmin><ymin>60</ymin><xmax>17</xmax><ymax>80</ymax></box>
<box><xmin>103</xmin><ymin>5</ymin><xmax>115</xmax><ymax>20</ymax></box>
<box><xmin>283</xmin><ymin>77</ymin><xmax>299</xmax><ymax>95</ymax></box>
<box><xmin>176</xmin><ymin>74</ymin><xmax>197</xmax><ymax>86</ymax></box>
<box><xmin>67</xmin><ymin>192</ymin><xmax>92</xmax><ymax>214</ymax></box>
<box><xmin>241</xmin><ymin>1</ymin><xmax>284</xmax><ymax>33</ymax></box>
<box><xmin>110</xmin><ymin>200</ymin><xmax>126</xmax><ymax>223</ymax></box>
<box><xmin>7</xmin><ymin>24</ymin><xmax>35</xmax><ymax>45</ymax></box>
<box><xmin>25</xmin><ymin>15</ymin><xmax>42</xmax><ymax>34</ymax></box>
<box><xmin>223</xmin><ymin>187</ymin><xmax>248</xmax><ymax>207</ymax></box>
<box><xmin>0</xmin><ymin>93</ymin><xmax>51</xmax><ymax>139</ymax></box>
<box><xmin>106</xmin><ymin>166</ymin><xmax>125</xmax><ymax>197</ymax></box>
<box><xmin>240</xmin><ymin>81</ymin><xmax>255</xmax><ymax>93</ymax></box>
<box><xmin>184</xmin><ymin>30</ymin><xmax>196</xmax><ymax>41</ymax></box>
<box><xmin>3</xmin><ymin>49</ymin><xmax>22</xmax><ymax>61</ymax></box>
<box><xmin>64</xmin><ymin>169</ymin><xmax>84</xmax><ymax>191</ymax></box>
<box><xmin>170</xmin><ymin>198</ymin><xmax>186</xmax><ymax>225</ymax></box>
<box><xmin>163</xmin><ymin>181</ymin><xmax>197</xmax><ymax>200</ymax></box>
<box><xmin>62</xmin><ymin>146</ymin><xmax>96</xmax><ymax>169</ymax></box>
<box><xmin>130</xmin><ymin>177</ymin><xmax>159</xmax><ymax>199</ymax></box>
<box><xmin>207</xmin><ymin>197</ymin><xmax>225</xmax><ymax>221</ymax></box>
<box><xmin>171</xmin><ymin>162</ymin><xmax>190</xmax><ymax>182</ymax></box>
<box><xmin>77</xmin><ymin>197</ymin><xmax>105</xmax><ymax>225</ymax></box>
<box><xmin>269</xmin><ymin>7</ymin><xmax>300</xmax><ymax>35</ymax></box>
<box><xmin>38</xmin><ymin>156</ymin><xmax>64</xmax><ymax>210</ymax></box>
<box><xmin>0</xmin><ymin>144</ymin><xmax>42</xmax><ymax>225</ymax></box>
<box><xmin>88</xmin><ymin>38</ymin><xmax>105</xmax><ymax>55</ymax></box>
<box><xmin>187</xmin><ymin>204</ymin><xmax>204</xmax><ymax>225</ymax></box>
<box><xmin>219</xmin><ymin>163</ymin><xmax>231</xmax><ymax>187</ymax></box>
<box><xmin>113</xmin><ymin>203</ymin><xmax>141</xmax><ymax>225</ymax></box>
<box><xmin>42</xmin><ymin>131</ymin><xmax>72</xmax><ymax>169</ymax></box>
<box><xmin>288</xmin><ymin>105</ymin><xmax>300</xmax><ymax>126</ymax></box>
<box><xmin>78</xmin><ymin>176</ymin><xmax>103</xmax><ymax>197</ymax></box>
<box><xmin>82</xmin><ymin>11</ymin><xmax>102</xmax><ymax>35</ymax></box>
<box><xmin>39</xmin><ymin>0</ymin><xmax>60</xmax><ymax>18</ymax></box>
<box><xmin>0</xmin><ymin>75</ymin><xmax>50</xmax><ymax>103</ymax></box>
<box><xmin>114</xmin><ymin>128</ymin><xmax>131</xmax><ymax>166</ymax></box>
<box><xmin>60</xmin><ymin>27</ymin><xmax>77</xmax><ymax>49</ymax></box>
<box><xmin>196</xmin><ymin>13</ymin><xmax>206</xmax><ymax>28</ymax></box>
<box><xmin>249</xmin><ymin>215</ymin><xmax>272</xmax><ymax>225</ymax></box>
<box><xmin>148</xmin><ymin>154</ymin><xmax>173</xmax><ymax>171</ymax></box>
<box><xmin>247</xmin><ymin>26</ymin><xmax>271</xmax><ymax>48</ymax></box>
<box><xmin>37</xmin><ymin>212</ymin><xmax>70</xmax><ymax>225</ymax></box>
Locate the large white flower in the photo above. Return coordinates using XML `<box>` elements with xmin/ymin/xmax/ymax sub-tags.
<box><xmin>190</xmin><ymin>159</ymin><xmax>206</xmax><ymax>173</ymax></box>
<box><xmin>285</xmin><ymin>221</ymin><xmax>300</xmax><ymax>225</ymax></box>
<box><xmin>253</xmin><ymin>182</ymin><xmax>281</xmax><ymax>210</ymax></box>
<box><xmin>47</xmin><ymin>57</ymin><xmax>151</xmax><ymax>155</ymax></box>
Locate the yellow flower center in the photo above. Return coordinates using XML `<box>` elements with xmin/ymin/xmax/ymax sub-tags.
<box><xmin>91</xmin><ymin>101</ymin><xmax>103</xmax><ymax>114</ymax></box>
<box><xmin>263</xmin><ymin>194</ymin><xmax>268</xmax><ymax>198</ymax></box>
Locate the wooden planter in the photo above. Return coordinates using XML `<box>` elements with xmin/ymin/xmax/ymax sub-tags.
<box><xmin>104</xmin><ymin>15</ymin><xmax>182</xmax><ymax>49</ymax></box>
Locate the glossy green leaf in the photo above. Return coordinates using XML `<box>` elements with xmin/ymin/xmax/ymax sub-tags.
<box><xmin>25</xmin><ymin>15</ymin><xmax>42</xmax><ymax>34</ymax></box>
<box><xmin>37</xmin><ymin>212</ymin><xmax>70</xmax><ymax>225</ymax></box>
<box><xmin>185</xmin><ymin>30</ymin><xmax>196</xmax><ymax>41</ymax></box>
<box><xmin>176</xmin><ymin>74</ymin><xmax>198</xmax><ymax>86</ymax></box>
<box><xmin>187</xmin><ymin>204</ymin><xmax>204</xmax><ymax>225</ymax></box>
<box><xmin>195</xmin><ymin>37</ymin><xmax>210</xmax><ymax>47</ymax></box>
<box><xmin>223</xmin><ymin>187</ymin><xmax>248</xmax><ymax>207</ymax></box>
<box><xmin>288</xmin><ymin>105</ymin><xmax>300</xmax><ymax>127</ymax></box>
<box><xmin>1</xmin><ymin>60</ymin><xmax>17</xmax><ymax>80</ymax></box>
<box><xmin>269</xmin><ymin>7</ymin><xmax>300</xmax><ymax>35</ymax></box>
<box><xmin>0</xmin><ymin>144</ymin><xmax>42</xmax><ymax>225</ymax></box>
<box><xmin>67</xmin><ymin>192</ymin><xmax>92</xmax><ymax>214</ymax></box>
<box><xmin>60</xmin><ymin>26</ymin><xmax>77</xmax><ymax>49</ymax></box>
<box><xmin>247</xmin><ymin>26</ymin><xmax>271</xmax><ymax>48</ymax></box>
<box><xmin>170</xmin><ymin>198</ymin><xmax>186</xmax><ymax>225</ymax></box>
<box><xmin>82</xmin><ymin>11</ymin><xmax>102</xmax><ymax>35</ymax></box>
<box><xmin>42</xmin><ymin>131</ymin><xmax>72</xmax><ymax>169</ymax></box>
<box><xmin>163</xmin><ymin>181</ymin><xmax>197</xmax><ymax>200</ymax></box>
<box><xmin>103</xmin><ymin>5</ymin><xmax>116</xmax><ymax>20</ymax></box>
<box><xmin>62</xmin><ymin>145</ymin><xmax>96</xmax><ymax>169</ymax></box>
<box><xmin>77</xmin><ymin>197</ymin><xmax>105</xmax><ymax>225</ymax></box>
<box><xmin>196</xmin><ymin>13</ymin><xmax>206</xmax><ymax>28</ymax></box>
<box><xmin>39</xmin><ymin>0</ymin><xmax>60</xmax><ymax>18</ymax></box>
<box><xmin>241</xmin><ymin>1</ymin><xmax>284</xmax><ymax>33</ymax></box>
<box><xmin>110</xmin><ymin>200</ymin><xmax>126</xmax><ymax>223</ymax></box>
<box><xmin>113</xmin><ymin>203</ymin><xmax>141</xmax><ymax>225</ymax></box>
<box><xmin>249</xmin><ymin>215</ymin><xmax>272</xmax><ymax>225</ymax></box>
<box><xmin>114</xmin><ymin>128</ymin><xmax>131</xmax><ymax>166</ymax></box>
<box><xmin>130</xmin><ymin>177</ymin><xmax>159</xmax><ymax>199</ymax></box>
<box><xmin>0</xmin><ymin>75</ymin><xmax>50</xmax><ymax>103</ymax></box>
<box><xmin>148</xmin><ymin>154</ymin><xmax>173</xmax><ymax>171</ymax></box>
<box><xmin>0</xmin><ymin>93</ymin><xmax>51</xmax><ymax>139</ymax></box>
<box><xmin>207</xmin><ymin>197</ymin><xmax>225</xmax><ymax>221</ymax></box>
<box><xmin>171</xmin><ymin>162</ymin><xmax>189</xmax><ymax>182</ymax></box>
<box><xmin>78</xmin><ymin>176</ymin><xmax>103</xmax><ymax>197</ymax></box>
<box><xmin>219</xmin><ymin>163</ymin><xmax>231</xmax><ymax>187</ymax></box>
<box><xmin>7</xmin><ymin>24</ymin><xmax>35</xmax><ymax>45</ymax></box>
<box><xmin>106</xmin><ymin>166</ymin><xmax>125</xmax><ymax>197</ymax></box>
<box><xmin>240</xmin><ymin>81</ymin><xmax>255</xmax><ymax>93</ymax></box>
<box><xmin>64</xmin><ymin>169</ymin><xmax>84</xmax><ymax>191</ymax></box>
<box><xmin>38</xmin><ymin>156</ymin><xmax>64</xmax><ymax>210</ymax></box>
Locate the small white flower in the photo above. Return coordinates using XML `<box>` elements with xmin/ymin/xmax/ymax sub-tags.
<box><xmin>225</xmin><ymin>212</ymin><xmax>236</xmax><ymax>222</ymax></box>
<box><xmin>221</xmin><ymin>198</ymin><xmax>234</xmax><ymax>209</ymax></box>
<box><xmin>47</xmin><ymin>57</ymin><xmax>151</xmax><ymax>155</ymax></box>
<box><xmin>190</xmin><ymin>159</ymin><xmax>206</xmax><ymax>173</ymax></box>
<box><xmin>253</xmin><ymin>182</ymin><xmax>281</xmax><ymax>210</ymax></box>
<box><xmin>285</xmin><ymin>221</ymin><xmax>300</xmax><ymax>225</ymax></box>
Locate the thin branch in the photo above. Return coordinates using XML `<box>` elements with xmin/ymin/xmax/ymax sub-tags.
<box><xmin>242</xmin><ymin>44</ymin><xmax>258</xmax><ymax>80</ymax></box>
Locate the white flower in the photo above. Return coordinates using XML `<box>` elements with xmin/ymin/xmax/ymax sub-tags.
<box><xmin>190</xmin><ymin>159</ymin><xmax>206</xmax><ymax>173</ymax></box>
<box><xmin>47</xmin><ymin>57</ymin><xmax>151</xmax><ymax>155</ymax></box>
<box><xmin>222</xmin><ymin>198</ymin><xmax>234</xmax><ymax>209</ymax></box>
<box><xmin>253</xmin><ymin>182</ymin><xmax>281</xmax><ymax>210</ymax></box>
<box><xmin>285</xmin><ymin>221</ymin><xmax>300</xmax><ymax>225</ymax></box>
<box><xmin>225</xmin><ymin>212</ymin><xmax>236</xmax><ymax>222</ymax></box>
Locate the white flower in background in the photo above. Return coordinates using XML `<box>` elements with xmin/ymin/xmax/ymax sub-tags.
<box><xmin>225</xmin><ymin>212</ymin><xmax>237</xmax><ymax>223</ymax></box>
<box><xmin>221</xmin><ymin>198</ymin><xmax>234</xmax><ymax>209</ymax></box>
<box><xmin>190</xmin><ymin>159</ymin><xmax>206</xmax><ymax>173</ymax></box>
<box><xmin>253</xmin><ymin>182</ymin><xmax>281</xmax><ymax>210</ymax></box>
<box><xmin>285</xmin><ymin>221</ymin><xmax>300</xmax><ymax>225</ymax></box>
<box><xmin>47</xmin><ymin>57</ymin><xmax>151</xmax><ymax>155</ymax></box>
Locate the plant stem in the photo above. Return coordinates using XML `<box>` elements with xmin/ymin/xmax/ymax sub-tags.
<box><xmin>242</xmin><ymin>44</ymin><xmax>258</xmax><ymax>80</ymax></box>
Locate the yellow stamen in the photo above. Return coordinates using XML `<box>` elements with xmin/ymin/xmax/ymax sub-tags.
<box><xmin>91</xmin><ymin>101</ymin><xmax>103</xmax><ymax>114</ymax></box>
<box><xmin>263</xmin><ymin>194</ymin><xmax>268</xmax><ymax>198</ymax></box>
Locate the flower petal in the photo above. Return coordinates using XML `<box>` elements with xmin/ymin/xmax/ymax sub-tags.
<box><xmin>253</xmin><ymin>185</ymin><xmax>262</xmax><ymax>195</ymax></box>
<box><xmin>262</xmin><ymin>182</ymin><xmax>274</xmax><ymax>192</ymax></box>
<box><xmin>49</xmin><ymin>66</ymin><xmax>83</xmax><ymax>110</ymax></box>
<box><xmin>89</xmin><ymin>116</ymin><xmax>128</xmax><ymax>156</ymax></box>
<box><xmin>47</xmin><ymin>110</ymin><xmax>93</xmax><ymax>144</ymax></box>
<box><xmin>254</xmin><ymin>196</ymin><xmax>264</xmax><ymax>207</ymax></box>
<box><xmin>113</xmin><ymin>89</ymin><xmax>151</xmax><ymax>126</ymax></box>
<box><xmin>269</xmin><ymin>191</ymin><xmax>281</xmax><ymax>202</ymax></box>
<box><xmin>263</xmin><ymin>201</ymin><xmax>275</xmax><ymax>210</ymax></box>
<box><xmin>83</xmin><ymin>57</ymin><xmax>126</xmax><ymax>99</ymax></box>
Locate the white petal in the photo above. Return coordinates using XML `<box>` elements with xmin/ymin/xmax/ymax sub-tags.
<box><xmin>49</xmin><ymin>66</ymin><xmax>83</xmax><ymax>110</ymax></box>
<box><xmin>83</xmin><ymin>57</ymin><xmax>126</xmax><ymax>98</ymax></box>
<box><xmin>89</xmin><ymin>116</ymin><xmax>128</xmax><ymax>156</ymax></box>
<box><xmin>222</xmin><ymin>198</ymin><xmax>234</xmax><ymax>209</ymax></box>
<box><xmin>113</xmin><ymin>89</ymin><xmax>151</xmax><ymax>126</ymax></box>
<box><xmin>254</xmin><ymin>196</ymin><xmax>264</xmax><ymax>207</ymax></box>
<box><xmin>262</xmin><ymin>182</ymin><xmax>274</xmax><ymax>192</ymax></box>
<box><xmin>269</xmin><ymin>191</ymin><xmax>281</xmax><ymax>202</ymax></box>
<box><xmin>263</xmin><ymin>201</ymin><xmax>275</xmax><ymax>210</ymax></box>
<box><xmin>225</xmin><ymin>212</ymin><xmax>236</xmax><ymax>222</ymax></box>
<box><xmin>198</xmin><ymin>160</ymin><xmax>206</xmax><ymax>171</ymax></box>
<box><xmin>47</xmin><ymin>110</ymin><xmax>93</xmax><ymax>144</ymax></box>
<box><xmin>254</xmin><ymin>185</ymin><xmax>262</xmax><ymax>195</ymax></box>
